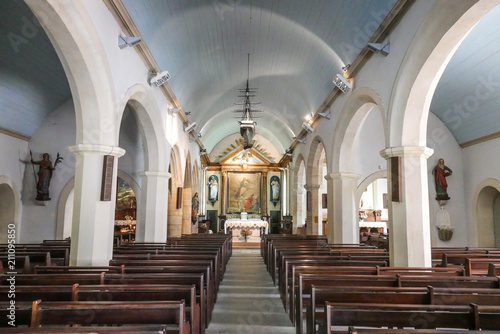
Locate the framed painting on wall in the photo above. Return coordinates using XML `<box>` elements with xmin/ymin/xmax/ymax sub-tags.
<box><xmin>227</xmin><ymin>172</ymin><xmax>262</xmax><ymax>213</ymax></box>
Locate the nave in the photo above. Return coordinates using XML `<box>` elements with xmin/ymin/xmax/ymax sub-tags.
<box><xmin>207</xmin><ymin>247</ymin><xmax>295</xmax><ymax>334</ymax></box>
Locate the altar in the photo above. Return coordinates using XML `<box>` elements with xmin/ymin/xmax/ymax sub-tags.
<box><xmin>225</xmin><ymin>220</ymin><xmax>268</xmax><ymax>243</ymax></box>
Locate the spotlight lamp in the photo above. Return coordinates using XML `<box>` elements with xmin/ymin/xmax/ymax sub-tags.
<box><xmin>302</xmin><ymin>122</ymin><xmax>314</xmax><ymax>134</ymax></box>
<box><xmin>318</xmin><ymin>111</ymin><xmax>331</xmax><ymax>120</ymax></box>
<box><xmin>342</xmin><ymin>64</ymin><xmax>351</xmax><ymax>72</ymax></box>
<box><xmin>333</xmin><ymin>74</ymin><xmax>352</xmax><ymax>94</ymax></box>
<box><xmin>367</xmin><ymin>43</ymin><xmax>390</xmax><ymax>56</ymax></box>
<box><xmin>167</xmin><ymin>108</ymin><xmax>182</xmax><ymax>115</ymax></box>
<box><xmin>184</xmin><ymin>122</ymin><xmax>197</xmax><ymax>133</ymax></box>
<box><xmin>296</xmin><ymin>138</ymin><xmax>307</xmax><ymax>145</ymax></box>
<box><xmin>118</xmin><ymin>35</ymin><xmax>143</xmax><ymax>49</ymax></box>
<box><xmin>149</xmin><ymin>70</ymin><xmax>171</xmax><ymax>88</ymax></box>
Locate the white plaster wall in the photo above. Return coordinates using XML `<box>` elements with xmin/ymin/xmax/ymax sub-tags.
<box><xmin>426</xmin><ymin>112</ymin><xmax>467</xmax><ymax>246</ymax></box>
<box><xmin>0</xmin><ymin>133</ymin><xmax>28</xmax><ymax>238</ymax></box>
<box><xmin>354</xmin><ymin>107</ymin><xmax>386</xmax><ymax>182</ymax></box>
<box><xmin>118</xmin><ymin>107</ymin><xmax>145</xmax><ymax>186</ymax></box>
<box><xmin>463</xmin><ymin>136</ymin><xmax>500</xmax><ymax>246</ymax></box>
<box><xmin>22</xmin><ymin>99</ymin><xmax>76</xmax><ymax>242</ymax></box>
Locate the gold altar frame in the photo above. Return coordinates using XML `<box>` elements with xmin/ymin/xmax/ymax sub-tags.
<box><xmin>227</xmin><ymin>172</ymin><xmax>262</xmax><ymax>213</ymax></box>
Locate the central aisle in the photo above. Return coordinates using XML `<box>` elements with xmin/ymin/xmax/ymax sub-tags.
<box><xmin>206</xmin><ymin>249</ymin><xmax>296</xmax><ymax>334</ymax></box>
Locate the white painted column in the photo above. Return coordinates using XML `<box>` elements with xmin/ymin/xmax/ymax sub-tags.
<box><xmin>304</xmin><ymin>184</ymin><xmax>320</xmax><ymax>235</ymax></box>
<box><xmin>68</xmin><ymin>144</ymin><xmax>125</xmax><ymax>266</ymax></box>
<box><xmin>327</xmin><ymin>173</ymin><xmax>360</xmax><ymax>244</ymax></box>
<box><xmin>380</xmin><ymin>146</ymin><xmax>434</xmax><ymax>267</ymax></box>
<box><xmin>135</xmin><ymin>171</ymin><xmax>170</xmax><ymax>243</ymax></box>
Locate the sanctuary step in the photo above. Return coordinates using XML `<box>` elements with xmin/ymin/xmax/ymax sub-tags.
<box><xmin>206</xmin><ymin>249</ymin><xmax>295</xmax><ymax>334</ymax></box>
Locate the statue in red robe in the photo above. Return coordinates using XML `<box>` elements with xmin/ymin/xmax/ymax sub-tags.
<box><xmin>432</xmin><ymin>158</ymin><xmax>452</xmax><ymax>200</ymax></box>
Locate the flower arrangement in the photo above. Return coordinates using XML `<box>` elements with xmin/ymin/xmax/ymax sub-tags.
<box><xmin>124</xmin><ymin>215</ymin><xmax>134</xmax><ymax>221</ymax></box>
<box><xmin>437</xmin><ymin>224</ymin><xmax>454</xmax><ymax>241</ymax></box>
<box><xmin>359</xmin><ymin>210</ymin><xmax>367</xmax><ymax>221</ymax></box>
<box><xmin>241</xmin><ymin>226</ymin><xmax>253</xmax><ymax>238</ymax></box>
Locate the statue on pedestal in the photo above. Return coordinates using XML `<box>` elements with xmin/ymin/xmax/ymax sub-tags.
<box><xmin>432</xmin><ymin>158</ymin><xmax>452</xmax><ymax>200</ymax></box>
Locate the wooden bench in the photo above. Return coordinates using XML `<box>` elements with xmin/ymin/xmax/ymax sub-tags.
<box><xmin>465</xmin><ymin>257</ymin><xmax>500</xmax><ymax>276</ymax></box>
<box><xmin>73</xmin><ymin>284</ymin><xmax>201</xmax><ymax>334</ymax></box>
<box><xmin>489</xmin><ymin>263</ymin><xmax>500</xmax><ymax>277</ymax></box>
<box><xmin>31</xmin><ymin>299</ymin><xmax>190</xmax><ymax>333</ymax></box>
<box><xmin>309</xmin><ymin>285</ymin><xmax>500</xmax><ymax>334</ymax></box>
<box><xmin>0</xmin><ymin>301</ymin><xmax>32</xmax><ymax>327</ymax></box>
<box><xmin>320</xmin><ymin>303</ymin><xmax>500</xmax><ymax>333</ymax></box>
<box><xmin>340</xmin><ymin>326</ymin><xmax>500</xmax><ymax>334</ymax></box>
<box><xmin>0</xmin><ymin>285</ymin><xmax>74</xmax><ymax>302</ymax></box>
<box><xmin>34</xmin><ymin>265</ymin><xmax>124</xmax><ymax>274</ymax></box>
<box><xmin>2</xmin><ymin>325</ymin><xmax>168</xmax><ymax>333</ymax></box>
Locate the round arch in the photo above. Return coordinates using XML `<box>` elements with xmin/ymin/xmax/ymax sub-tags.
<box><xmin>26</xmin><ymin>0</ymin><xmax>117</xmax><ymax>145</ymax></box>
<box><xmin>331</xmin><ymin>87</ymin><xmax>386</xmax><ymax>173</ymax></box>
<box><xmin>472</xmin><ymin>178</ymin><xmax>500</xmax><ymax>247</ymax></box>
<box><xmin>117</xmin><ymin>84</ymin><xmax>170</xmax><ymax>172</ymax></box>
<box><xmin>0</xmin><ymin>176</ymin><xmax>20</xmax><ymax>243</ymax></box>
<box><xmin>388</xmin><ymin>1</ymin><xmax>500</xmax><ymax>147</ymax></box>
<box><xmin>292</xmin><ymin>154</ymin><xmax>307</xmax><ymax>232</ymax></box>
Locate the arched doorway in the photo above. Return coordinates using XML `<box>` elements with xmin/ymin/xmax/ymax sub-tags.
<box><xmin>476</xmin><ymin>184</ymin><xmax>500</xmax><ymax>247</ymax></box>
<box><xmin>0</xmin><ymin>181</ymin><xmax>16</xmax><ymax>243</ymax></box>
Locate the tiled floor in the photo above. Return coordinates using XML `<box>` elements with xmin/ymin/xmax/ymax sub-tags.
<box><xmin>206</xmin><ymin>249</ymin><xmax>296</xmax><ymax>334</ymax></box>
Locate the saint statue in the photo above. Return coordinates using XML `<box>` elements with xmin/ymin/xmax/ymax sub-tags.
<box><xmin>432</xmin><ymin>158</ymin><xmax>452</xmax><ymax>200</ymax></box>
<box><xmin>270</xmin><ymin>176</ymin><xmax>280</xmax><ymax>201</ymax></box>
<box><xmin>208</xmin><ymin>175</ymin><xmax>218</xmax><ymax>202</ymax></box>
<box><xmin>31</xmin><ymin>152</ymin><xmax>62</xmax><ymax>201</ymax></box>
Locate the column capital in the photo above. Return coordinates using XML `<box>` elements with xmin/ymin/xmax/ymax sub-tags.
<box><xmin>380</xmin><ymin>146</ymin><xmax>434</xmax><ymax>160</ymax></box>
<box><xmin>325</xmin><ymin>172</ymin><xmax>360</xmax><ymax>181</ymax></box>
<box><xmin>140</xmin><ymin>171</ymin><xmax>171</xmax><ymax>179</ymax></box>
<box><xmin>69</xmin><ymin>144</ymin><xmax>125</xmax><ymax>158</ymax></box>
<box><xmin>304</xmin><ymin>184</ymin><xmax>321</xmax><ymax>191</ymax></box>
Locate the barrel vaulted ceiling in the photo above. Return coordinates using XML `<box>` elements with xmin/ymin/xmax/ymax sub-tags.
<box><xmin>1</xmin><ymin>1</ymin><xmax>500</xmax><ymax>155</ymax></box>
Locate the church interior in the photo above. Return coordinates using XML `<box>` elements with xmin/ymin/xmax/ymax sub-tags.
<box><xmin>2</xmin><ymin>0</ymin><xmax>500</xmax><ymax>332</ymax></box>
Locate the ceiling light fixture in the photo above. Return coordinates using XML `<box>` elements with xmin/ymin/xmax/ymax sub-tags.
<box><xmin>367</xmin><ymin>43</ymin><xmax>390</xmax><ymax>56</ymax></box>
<box><xmin>184</xmin><ymin>122</ymin><xmax>197</xmax><ymax>133</ymax></box>
<box><xmin>167</xmin><ymin>108</ymin><xmax>182</xmax><ymax>115</ymax></box>
<box><xmin>149</xmin><ymin>70</ymin><xmax>171</xmax><ymax>88</ymax></box>
<box><xmin>342</xmin><ymin>64</ymin><xmax>351</xmax><ymax>72</ymax></box>
<box><xmin>296</xmin><ymin>138</ymin><xmax>307</xmax><ymax>145</ymax></box>
<box><xmin>333</xmin><ymin>74</ymin><xmax>352</xmax><ymax>94</ymax></box>
<box><xmin>318</xmin><ymin>111</ymin><xmax>331</xmax><ymax>120</ymax></box>
<box><xmin>118</xmin><ymin>35</ymin><xmax>143</xmax><ymax>49</ymax></box>
<box><xmin>302</xmin><ymin>122</ymin><xmax>314</xmax><ymax>133</ymax></box>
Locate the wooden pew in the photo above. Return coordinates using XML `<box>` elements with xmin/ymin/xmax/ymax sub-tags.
<box><xmin>1</xmin><ymin>272</ymin><xmax>208</xmax><ymax>329</ymax></box>
<box><xmin>73</xmin><ymin>284</ymin><xmax>201</xmax><ymax>334</ymax></box>
<box><xmin>2</xmin><ymin>325</ymin><xmax>168</xmax><ymax>333</ymax></box>
<box><xmin>489</xmin><ymin>263</ymin><xmax>500</xmax><ymax>277</ymax></box>
<box><xmin>320</xmin><ymin>303</ymin><xmax>500</xmax><ymax>333</ymax></box>
<box><xmin>0</xmin><ymin>301</ymin><xmax>32</xmax><ymax>327</ymax></box>
<box><xmin>465</xmin><ymin>257</ymin><xmax>500</xmax><ymax>276</ymax></box>
<box><xmin>34</xmin><ymin>266</ymin><xmax>124</xmax><ymax>274</ymax></box>
<box><xmin>309</xmin><ymin>285</ymin><xmax>500</xmax><ymax>334</ymax></box>
<box><xmin>342</xmin><ymin>326</ymin><xmax>500</xmax><ymax>334</ymax></box>
<box><xmin>0</xmin><ymin>285</ymin><xmax>74</xmax><ymax>302</ymax></box>
<box><xmin>30</xmin><ymin>300</ymin><xmax>190</xmax><ymax>333</ymax></box>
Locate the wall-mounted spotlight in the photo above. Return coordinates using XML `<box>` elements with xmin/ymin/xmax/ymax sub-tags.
<box><xmin>332</xmin><ymin>74</ymin><xmax>352</xmax><ymax>94</ymax></box>
<box><xmin>118</xmin><ymin>35</ymin><xmax>143</xmax><ymax>49</ymax></box>
<box><xmin>367</xmin><ymin>43</ymin><xmax>390</xmax><ymax>56</ymax></box>
<box><xmin>197</xmin><ymin>132</ymin><xmax>202</xmax><ymax>138</ymax></box>
<box><xmin>302</xmin><ymin>122</ymin><xmax>314</xmax><ymax>133</ymax></box>
<box><xmin>167</xmin><ymin>108</ymin><xmax>182</xmax><ymax>115</ymax></box>
<box><xmin>285</xmin><ymin>149</ymin><xmax>294</xmax><ymax>157</ymax></box>
<box><xmin>318</xmin><ymin>111</ymin><xmax>331</xmax><ymax>120</ymax></box>
<box><xmin>342</xmin><ymin>64</ymin><xmax>351</xmax><ymax>72</ymax></box>
<box><xmin>296</xmin><ymin>138</ymin><xmax>307</xmax><ymax>145</ymax></box>
<box><xmin>184</xmin><ymin>122</ymin><xmax>197</xmax><ymax>133</ymax></box>
<box><xmin>149</xmin><ymin>70</ymin><xmax>171</xmax><ymax>88</ymax></box>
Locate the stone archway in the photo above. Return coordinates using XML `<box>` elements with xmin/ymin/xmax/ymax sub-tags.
<box><xmin>292</xmin><ymin>155</ymin><xmax>307</xmax><ymax>233</ymax></box>
<box><xmin>0</xmin><ymin>176</ymin><xmax>19</xmax><ymax>244</ymax></box>
<box><xmin>168</xmin><ymin>145</ymin><xmax>183</xmax><ymax>237</ymax></box>
<box><xmin>306</xmin><ymin>137</ymin><xmax>327</xmax><ymax>235</ymax></box>
<box><xmin>473</xmin><ymin>179</ymin><xmax>500</xmax><ymax>247</ymax></box>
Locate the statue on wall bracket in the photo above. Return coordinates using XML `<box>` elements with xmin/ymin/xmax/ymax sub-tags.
<box><xmin>432</xmin><ymin>158</ymin><xmax>452</xmax><ymax>202</ymax></box>
<box><xmin>208</xmin><ymin>175</ymin><xmax>219</xmax><ymax>206</ymax></box>
<box><xmin>270</xmin><ymin>175</ymin><xmax>280</xmax><ymax>207</ymax></box>
<box><xmin>30</xmin><ymin>151</ymin><xmax>63</xmax><ymax>201</ymax></box>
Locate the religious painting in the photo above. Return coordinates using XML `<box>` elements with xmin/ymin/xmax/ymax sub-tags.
<box><xmin>115</xmin><ymin>177</ymin><xmax>136</xmax><ymax>220</ymax></box>
<box><xmin>208</xmin><ymin>175</ymin><xmax>219</xmax><ymax>204</ymax></box>
<box><xmin>270</xmin><ymin>176</ymin><xmax>280</xmax><ymax>203</ymax></box>
<box><xmin>227</xmin><ymin>172</ymin><xmax>261</xmax><ymax>213</ymax></box>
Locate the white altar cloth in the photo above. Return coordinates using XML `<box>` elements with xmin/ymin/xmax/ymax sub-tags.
<box><xmin>225</xmin><ymin>220</ymin><xmax>268</xmax><ymax>235</ymax></box>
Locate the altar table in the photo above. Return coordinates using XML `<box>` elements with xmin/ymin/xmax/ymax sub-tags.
<box><xmin>225</xmin><ymin>220</ymin><xmax>268</xmax><ymax>242</ymax></box>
